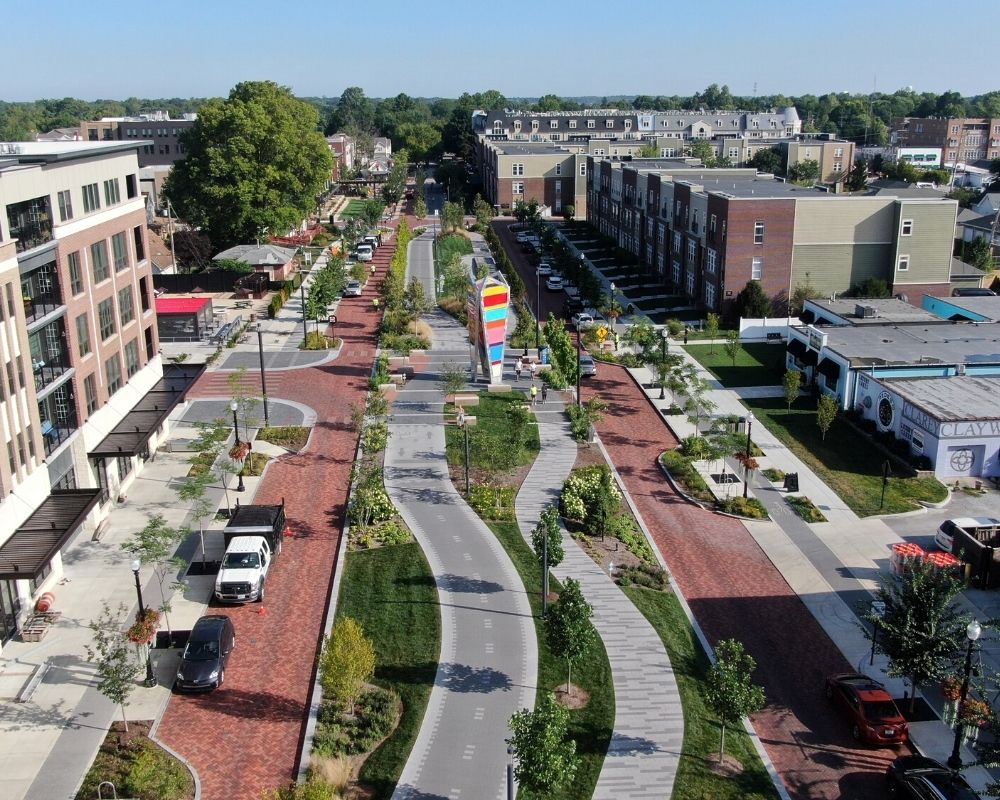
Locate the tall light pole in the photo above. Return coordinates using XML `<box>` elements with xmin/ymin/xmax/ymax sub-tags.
<box><xmin>948</xmin><ymin>619</ymin><xmax>982</xmax><ymax>770</ymax></box>
<box><xmin>131</xmin><ymin>560</ymin><xmax>156</xmax><ymax>687</ymax></box>
<box><xmin>231</xmin><ymin>400</ymin><xmax>245</xmax><ymax>492</ymax></box>
<box><xmin>254</xmin><ymin>323</ymin><xmax>269</xmax><ymax>428</ymax></box>
<box><xmin>659</xmin><ymin>327</ymin><xmax>669</xmax><ymax>400</ymax></box>
<box><xmin>457</xmin><ymin>411</ymin><xmax>470</xmax><ymax>497</ymax></box>
<box><xmin>743</xmin><ymin>412</ymin><xmax>754</xmax><ymax>499</ymax></box>
<box><xmin>535</xmin><ymin>270</ymin><xmax>541</xmax><ymax>350</ymax></box>
<box><xmin>506</xmin><ymin>745</ymin><xmax>514</xmax><ymax>800</ymax></box>
<box><xmin>300</xmin><ymin>285</ymin><xmax>308</xmax><ymax>343</ymax></box>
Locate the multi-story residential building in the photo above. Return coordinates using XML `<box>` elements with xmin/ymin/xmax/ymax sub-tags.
<box><xmin>777</xmin><ymin>137</ymin><xmax>856</xmax><ymax>185</ymax></box>
<box><xmin>80</xmin><ymin>111</ymin><xmax>197</xmax><ymax>168</ymax></box>
<box><xmin>586</xmin><ymin>157</ymin><xmax>957</xmax><ymax>317</ymax></box>
<box><xmin>0</xmin><ymin>141</ymin><xmax>195</xmax><ymax>649</ymax></box>
<box><xmin>326</xmin><ymin>133</ymin><xmax>355</xmax><ymax>180</ymax></box>
<box><xmin>891</xmin><ymin>116</ymin><xmax>1000</xmax><ymax>167</ymax></box>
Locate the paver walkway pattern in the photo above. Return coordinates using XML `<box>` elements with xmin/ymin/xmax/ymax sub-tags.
<box><xmin>583</xmin><ymin>363</ymin><xmax>900</xmax><ymax>800</ymax></box>
<box><xmin>514</xmin><ymin>389</ymin><xmax>684</xmax><ymax>799</ymax></box>
<box><xmin>156</xmin><ymin>240</ymin><xmax>395</xmax><ymax>799</ymax></box>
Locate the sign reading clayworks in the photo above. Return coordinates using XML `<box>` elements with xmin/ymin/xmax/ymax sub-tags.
<box><xmin>903</xmin><ymin>401</ymin><xmax>1000</xmax><ymax>439</ymax></box>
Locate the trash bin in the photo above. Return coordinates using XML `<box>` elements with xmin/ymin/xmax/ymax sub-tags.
<box><xmin>783</xmin><ymin>473</ymin><xmax>799</xmax><ymax>492</ymax></box>
<box><xmin>540</xmin><ymin>346</ymin><xmax>550</xmax><ymax>365</ymax></box>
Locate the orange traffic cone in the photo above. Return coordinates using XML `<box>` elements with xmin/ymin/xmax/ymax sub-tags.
<box><xmin>258</xmin><ymin>605</ymin><xmax>267</xmax><ymax>616</ymax></box>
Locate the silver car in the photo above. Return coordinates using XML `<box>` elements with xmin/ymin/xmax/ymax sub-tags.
<box><xmin>579</xmin><ymin>354</ymin><xmax>597</xmax><ymax>377</ymax></box>
<box><xmin>343</xmin><ymin>280</ymin><xmax>363</xmax><ymax>297</ymax></box>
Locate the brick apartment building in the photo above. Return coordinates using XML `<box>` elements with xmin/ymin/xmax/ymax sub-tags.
<box><xmin>80</xmin><ymin>110</ymin><xmax>197</xmax><ymax>168</ymax></box>
<box><xmin>586</xmin><ymin>157</ymin><xmax>957</xmax><ymax>318</ymax></box>
<box><xmin>0</xmin><ymin>141</ymin><xmax>196</xmax><ymax>647</ymax></box>
<box><xmin>891</xmin><ymin>116</ymin><xmax>1000</xmax><ymax>167</ymax></box>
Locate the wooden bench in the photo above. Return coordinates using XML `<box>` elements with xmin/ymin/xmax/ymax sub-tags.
<box><xmin>449</xmin><ymin>393</ymin><xmax>480</xmax><ymax>407</ymax></box>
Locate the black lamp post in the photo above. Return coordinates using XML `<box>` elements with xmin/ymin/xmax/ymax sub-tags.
<box><xmin>457</xmin><ymin>411</ymin><xmax>470</xmax><ymax>497</ymax></box>
<box><xmin>231</xmin><ymin>400</ymin><xmax>245</xmax><ymax>493</ymax></box>
<box><xmin>659</xmin><ymin>328</ymin><xmax>669</xmax><ymax>400</ymax></box>
<box><xmin>743</xmin><ymin>412</ymin><xmax>754</xmax><ymax>499</ymax></box>
<box><xmin>254</xmin><ymin>323</ymin><xmax>269</xmax><ymax>428</ymax></box>
<box><xmin>947</xmin><ymin>619</ymin><xmax>982</xmax><ymax>770</ymax></box>
<box><xmin>507</xmin><ymin>744</ymin><xmax>514</xmax><ymax>800</ymax></box>
<box><xmin>300</xmin><ymin>285</ymin><xmax>308</xmax><ymax>343</ymax></box>
<box><xmin>131</xmin><ymin>560</ymin><xmax>156</xmax><ymax>687</ymax></box>
<box><xmin>535</xmin><ymin>270</ymin><xmax>541</xmax><ymax>350</ymax></box>
<box><xmin>576</xmin><ymin>332</ymin><xmax>582</xmax><ymax>408</ymax></box>
<box><xmin>868</xmin><ymin>600</ymin><xmax>886</xmax><ymax>665</ymax></box>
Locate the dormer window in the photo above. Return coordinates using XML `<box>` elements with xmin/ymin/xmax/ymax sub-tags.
<box><xmin>549</xmin><ymin>120</ymin><xmax>558</xmax><ymax>129</ymax></box>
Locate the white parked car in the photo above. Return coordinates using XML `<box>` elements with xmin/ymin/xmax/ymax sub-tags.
<box><xmin>545</xmin><ymin>276</ymin><xmax>565</xmax><ymax>291</ymax></box>
<box><xmin>343</xmin><ymin>280</ymin><xmax>363</xmax><ymax>297</ymax></box>
<box><xmin>934</xmin><ymin>517</ymin><xmax>1000</xmax><ymax>552</ymax></box>
<box><xmin>355</xmin><ymin>244</ymin><xmax>373</xmax><ymax>262</ymax></box>
<box><xmin>572</xmin><ymin>312</ymin><xmax>598</xmax><ymax>329</ymax></box>
<box><xmin>536</xmin><ymin>262</ymin><xmax>553</xmax><ymax>277</ymax></box>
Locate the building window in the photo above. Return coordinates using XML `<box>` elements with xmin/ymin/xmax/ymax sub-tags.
<box><xmin>133</xmin><ymin>226</ymin><xmax>145</xmax><ymax>262</ymax></box>
<box><xmin>76</xmin><ymin>313</ymin><xmax>91</xmax><ymax>357</ymax></box>
<box><xmin>512</xmin><ymin>182</ymin><xmax>524</xmax><ymax>194</ymax></box>
<box><xmin>118</xmin><ymin>286</ymin><xmax>135</xmax><ymax>325</ymax></box>
<box><xmin>91</xmin><ymin>241</ymin><xmax>110</xmax><ymax>283</ymax></box>
<box><xmin>587</xmin><ymin>120</ymin><xmax>595</xmax><ymax>129</ymax></box>
<box><xmin>112</xmin><ymin>232</ymin><xmax>129</xmax><ymax>271</ymax></box>
<box><xmin>579</xmin><ymin>163</ymin><xmax>586</xmax><ymax>176</ymax></box>
<box><xmin>568</xmin><ymin>119</ymin><xmax>577</xmax><ymax>129</ymax></box>
<box><xmin>57</xmin><ymin>190</ymin><xmax>73</xmax><ymax>221</ymax></box>
<box><xmin>754</xmin><ymin>220</ymin><xmax>765</xmax><ymax>244</ymax></box>
<box><xmin>673</xmin><ymin>231</ymin><xmax>682</xmax><ymax>253</ymax></box>
<box><xmin>834</xmin><ymin>147</ymin><xmax>844</xmax><ymax>157</ymax></box>
<box><xmin>705</xmin><ymin>282</ymin><xmax>716</xmax><ymax>309</ymax></box>
<box><xmin>729</xmin><ymin>147</ymin><xmax>739</xmax><ymax>159</ymax></box>
<box><xmin>68</xmin><ymin>251</ymin><xmax>83</xmax><ymax>295</ymax></box>
<box><xmin>687</xmin><ymin>239</ymin><xmax>697</xmax><ymax>262</ymax></box>
<box><xmin>124</xmin><ymin>339</ymin><xmax>140</xmax><ymax>378</ymax></box>
<box><xmin>898</xmin><ymin>254</ymin><xmax>910</xmax><ymax>271</ymax></box>
<box><xmin>84</xmin><ymin>373</ymin><xmax>98</xmax><ymax>415</ymax></box>
<box><xmin>103</xmin><ymin>178</ymin><xmax>121</xmax><ymax>206</ymax></box>
<box><xmin>706</xmin><ymin>248</ymin><xmax>717</xmax><ymax>274</ymax></box>
<box><xmin>82</xmin><ymin>182</ymin><xmax>100</xmax><ymax>213</ymax></box>
<box><xmin>549</xmin><ymin>120</ymin><xmax>558</xmax><ymax>129</ymax></box>
<box><xmin>900</xmin><ymin>219</ymin><xmax>913</xmax><ymax>236</ymax></box>
<box><xmin>126</xmin><ymin>174</ymin><xmax>137</xmax><ymax>199</ymax></box>
<box><xmin>833</xmin><ymin>161</ymin><xmax>843</xmax><ymax>172</ymax></box>
<box><xmin>512</xmin><ymin>163</ymin><xmax>524</xmax><ymax>176</ymax></box>
<box><xmin>751</xmin><ymin>256</ymin><xmax>763</xmax><ymax>280</ymax></box>
<box><xmin>98</xmin><ymin>298</ymin><xmax>116</xmax><ymax>339</ymax></box>
<box><xmin>105</xmin><ymin>354</ymin><xmax>122</xmax><ymax>395</ymax></box>
<box><xmin>554</xmin><ymin>163</ymin><xmax>561</xmax><ymax>176</ymax></box>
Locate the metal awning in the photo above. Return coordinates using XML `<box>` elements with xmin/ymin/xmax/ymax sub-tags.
<box><xmin>787</xmin><ymin>338</ymin><xmax>807</xmax><ymax>358</ymax></box>
<box><xmin>817</xmin><ymin>358</ymin><xmax>841</xmax><ymax>380</ymax></box>
<box><xmin>88</xmin><ymin>364</ymin><xmax>202</xmax><ymax>458</ymax></box>
<box><xmin>799</xmin><ymin>309</ymin><xmax>815</xmax><ymax>323</ymax></box>
<box><xmin>800</xmin><ymin>348</ymin><xmax>819</xmax><ymax>366</ymax></box>
<box><xmin>0</xmin><ymin>489</ymin><xmax>102</xmax><ymax>579</ymax></box>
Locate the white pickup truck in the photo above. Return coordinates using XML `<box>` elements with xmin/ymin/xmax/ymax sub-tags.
<box><xmin>215</xmin><ymin>536</ymin><xmax>274</xmax><ymax>603</ymax></box>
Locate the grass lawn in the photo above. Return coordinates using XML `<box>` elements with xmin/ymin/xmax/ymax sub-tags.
<box><xmin>624</xmin><ymin>587</ymin><xmax>778</xmax><ymax>800</ymax></box>
<box><xmin>335</xmin><ymin>543</ymin><xmax>440</xmax><ymax>800</ymax></box>
<box><xmin>743</xmin><ymin>397</ymin><xmax>947</xmax><ymax>516</ymax></box>
<box><xmin>339</xmin><ymin>199</ymin><xmax>370</xmax><ymax>220</ymax></box>
<box><xmin>444</xmin><ymin>394</ymin><xmax>540</xmax><ymax>470</ymax></box>
<box><xmin>684</xmin><ymin>342</ymin><xmax>788</xmax><ymax>387</ymax></box>
<box><xmin>489</xmin><ymin>522</ymin><xmax>614</xmax><ymax>800</ymax></box>
<box><xmin>435</xmin><ymin>232</ymin><xmax>473</xmax><ymax>268</ymax></box>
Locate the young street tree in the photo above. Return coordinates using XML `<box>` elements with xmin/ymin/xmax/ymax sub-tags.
<box><xmin>704</xmin><ymin>312</ymin><xmax>720</xmax><ymax>354</ymax></box>
<box><xmin>85</xmin><ymin>602</ymin><xmax>140</xmax><ymax>731</ymax></box>
<box><xmin>782</xmin><ymin>369</ymin><xmax>802</xmax><ymax>410</ymax></box>
<box><xmin>816</xmin><ymin>393</ymin><xmax>838</xmax><ymax>441</ymax></box>
<box><xmin>705</xmin><ymin>638</ymin><xmax>766</xmax><ymax>763</ymax></box>
<box><xmin>862</xmin><ymin>559</ymin><xmax>967</xmax><ymax>711</ymax></box>
<box><xmin>544</xmin><ymin>577</ymin><xmax>595</xmax><ymax>695</ymax></box>
<box><xmin>120</xmin><ymin>514</ymin><xmax>186</xmax><ymax>638</ymax></box>
<box><xmin>724</xmin><ymin>330</ymin><xmax>741</xmax><ymax>366</ymax></box>
<box><xmin>532</xmin><ymin>505</ymin><xmax>564</xmax><ymax>613</ymax></box>
<box><xmin>736</xmin><ymin>280</ymin><xmax>773</xmax><ymax>319</ymax></box>
<box><xmin>319</xmin><ymin>617</ymin><xmax>376</xmax><ymax>714</ymax></box>
<box><xmin>507</xmin><ymin>692</ymin><xmax>578</xmax><ymax>796</ymax></box>
<box><xmin>163</xmin><ymin>81</ymin><xmax>333</xmax><ymax>250</ymax></box>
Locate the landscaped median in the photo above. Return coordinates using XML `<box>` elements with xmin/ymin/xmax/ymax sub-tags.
<box><xmin>741</xmin><ymin>397</ymin><xmax>947</xmax><ymax>516</ymax></box>
<box><xmin>659</xmin><ymin>448</ymin><xmax>769</xmax><ymax>520</ymax></box>
<box><xmin>683</xmin><ymin>342</ymin><xmax>787</xmax><ymax>388</ymax></box>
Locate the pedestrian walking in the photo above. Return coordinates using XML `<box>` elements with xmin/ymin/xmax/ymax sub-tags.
<box><xmin>370</xmin><ymin>263</ymin><xmax>377</xmax><ymax>276</ymax></box>
<box><xmin>372</xmin><ymin>296</ymin><xmax>380</xmax><ymax>310</ymax></box>
<box><xmin>683</xmin><ymin>325</ymin><xmax>689</xmax><ymax>345</ymax></box>
<box><xmin>514</xmin><ymin>361</ymin><xmax>522</xmax><ymax>381</ymax></box>
<box><xmin>529</xmin><ymin>360</ymin><xmax>537</xmax><ymax>379</ymax></box>
<box><xmin>541</xmin><ymin>385</ymin><xmax>548</xmax><ymax>404</ymax></box>
<box><xmin>530</xmin><ymin>385</ymin><xmax>538</xmax><ymax>405</ymax></box>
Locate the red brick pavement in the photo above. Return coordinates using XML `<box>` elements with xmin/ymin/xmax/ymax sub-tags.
<box><xmin>584</xmin><ymin>364</ymin><xmax>902</xmax><ymax>800</ymax></box>
<box><xmin>156</xmin><ymin>244</ymin><xmax>395</xmax><ymax>799</ymax></box>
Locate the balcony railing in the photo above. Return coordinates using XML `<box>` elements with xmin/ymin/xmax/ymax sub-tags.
<box><xmin>33</xmin><ymin>360</ymin><xmax>70</xmax><ymax>394</ymax></box>
<box><xmin>23</xmin><ymin>296</ymin><xmax>63</xmax><ymax>326</ymax></box>
<box><xmin>12</xmin><ymin>220</ymin><xmax>53</xmax><ymax>253</ymax></box>
<box><xmin>42</xmin><ymin>416</ymin><xmax>77</xmax><ymax>456</ymax></box>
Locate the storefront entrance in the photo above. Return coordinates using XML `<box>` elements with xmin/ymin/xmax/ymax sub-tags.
<box><xmin>0</xmin><ymin>580</ymin><xmax>21</xmax><ymax>643</ymax></box>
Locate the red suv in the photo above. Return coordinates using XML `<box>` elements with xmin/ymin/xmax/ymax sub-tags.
<box><xmin>825</xmin><ymin>673</ymin><xmax>908</xmax><ymax>744</ymax></box>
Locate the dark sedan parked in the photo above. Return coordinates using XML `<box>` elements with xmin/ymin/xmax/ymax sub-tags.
<box><xmin>825</xmin><ymin>672</ymin><xmax>908</xmax><ymax>744</ymax></box>
<box><xmin>886</xmin><ymin>755</ymin><xmax>980</xmax><ymax>798</ymax></box>
<box><xmin>175</xmin><ymin>615</ymin><xmax>235</xmax><ymax>692</ymax></box>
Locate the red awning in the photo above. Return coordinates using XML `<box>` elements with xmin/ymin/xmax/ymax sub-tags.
<box><xmin>155</xmin><ymin>297</ymin><xmax>212</xmax><ymax>315</ymax></box>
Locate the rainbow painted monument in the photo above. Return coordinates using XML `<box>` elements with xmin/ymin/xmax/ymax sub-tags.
<box><xmin>466</xmin><ymin>273</ymin><xmax>510</xmax><ymax>384</ymax></box>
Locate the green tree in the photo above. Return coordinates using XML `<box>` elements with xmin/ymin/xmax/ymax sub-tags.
<box><xmin>176</xmin><ymin>469</ymin><xmax>216</xmax><ymax>566</ymax></box>
<box><xmin>439</xmin><ymin>361</ymin><xmax>468</xmax><ymax>397</ymax></box>
<box><xmin>507</xmin><ymin>692</ymin><xmax>578</xmax><ymax>796</ymax></box>
<box><xmin>704</xmin><ymin>312</ymin><xmax>720</xmax><ymax>354</ymax></box>
<box><xmin>328</xmin><ymin>86</ymin><xmax>375</xmax><ymax>135</ymax></box>
<box><xmin>473</xmin><ymin>193</ymin><xmax>495</xmax><ymax>228</ymax></box>
<box><xmin>404</xmin><ymin>277</ymin><xmax>431</xmax><ymax>329</ymax></box>
<box><xmin>382</xmin><ymin>150</ymin><xmax>409</xmax><ymax>206</ymax></box>
<box><xmin>964</xmin><ymin>236</ymin><xmax>996</xmax><ymax>271</ymax></box>
<box><xmin>544</xmin><ymin>578</ymin><xmax>595</xmax><ymax>695</ymax></box>
<box><xmin>319</xmin><ymin>617</ymin><xmax>376</xmax><ymax>713</ymax></box>
<box><xmin>362</xmin><ymin>200</ymin><xmax>385</xmax><ymax>228</ymax></box>
<box><xmin>561</xmin><ymin>204</ymin><xmax>576</xmax><ymax>224</ymax></box>
<box><xmin>638</xmin><ymin>141</ymin><xmax>659</xmax><ymax>158</ymax></box>
<box><xmin>442</xmin><ymin>200</ymin><xmax>464</xmax><ymax>233</ymax></box>
<box><xmin>686</xmin><ymin>138</ymin><xmax>716</xmax><ymax>165</ymax></box>
<box><xmin>532</xmin><ymin>505</ymin><xmax>565</xmax><ymax>570</ymax></box>
<box><xmin>684</xmin><ymin>376</ymin><xmax>716</xmax><ymax>434</ymax></box>
<box><xmin>816</xmin><ymin>393</ymin><xmax>838</xmax><ymax>441</ymax></box>
<box><xmin>782</xmin><ymin>369</ymin><xmax>802</xmax><ymax>410</ymax></box>
<box><xmin>705</xmin><ymin>639</ymin><xmax>766</xmax><ymax>763</ymax></box>
<box><xmin>164</xmin><ymin>81</ymin><xmax>333</xmax><ymax>250</ymax></box>
<box><xmin>414</xmin><ymin>195</ymin><xmax>428</xmax><ymax>219</ymax></box>
<box><xmin>790</xmin><ymin>274</ymin><xmax>822</xmax><ymax>315</ymax></box>
<box><xmin>723</xmin><ymin>330</ymin><xmax>741</xmax><ymax>366</ymax></box>
<box><xmin>788</xmin><ymin>158</ymin><xmax>820</xmax><ymax>184</ymax></box>
<box><xmin>748</xmin><ymin>147</ymin><xmax>783</xmax><ymax>175</ymax></box>
<box><xmin>846</xmin><ymin>159</ymin><xmax>869</xmax><ymax>191</ymax></box>
<box><xmin>852</xmin><ymin>276</ymin><xmax>891</xmax><ymax>298</ymax></box>
<box><xmin>861</xmin><ymin>559</ymin><xmax>967</xmax><ymax>711</ymax></box>
<box><xmin>394</xmin><ymin>121</ymin><xmax>441</xmax><ymax>163</ymax></box>
<box><xmin>213</xmin><ymin>258</ymin><xmax>253</xmax><ymax>274</ymax></box>
<box><xmin>735</xmin><ymin>280</ymin><xmax>773</xmax><ymax>319</ymax></box>
<box><xmin>85</xmin><ymin>602</ymin><xmax>140</xmax><ymax>731</ymax></box>
<box><xmin>120</xmin><ymin>514</ymin><xmax>186</xmax><ymax>637</ymax></box>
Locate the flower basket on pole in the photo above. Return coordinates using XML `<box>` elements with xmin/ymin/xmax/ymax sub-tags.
<box><xmin>229</xmin><ymin>441</ymin><xmax>251</xmax><ymax>461</ymax></box>
<box><xmin>126</xmin><ymin>608</ymin><xmax>160</xmax><ymax>645</ymax></box>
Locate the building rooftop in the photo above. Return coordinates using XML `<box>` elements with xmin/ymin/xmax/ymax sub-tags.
<box><xmin>932</xmin><ymin>295</ymin><xmax>1000</xmax><ymax>321</ymax></box>
<box><xmin>880</xmin><ymin>375</ymin><xmax>1000</xmax><ymax>422</ymax></box>
<box><xmin>213</xmin><ymin>244</ymin><xmax>296</xmax><ymax>265</ymax></box>
<box><xmin>0</xmin><ymin>140</ymin><xmax>147</xmax><ymax>166</ymax></box>
<box><xmin>810</xmin><ymin>321</ymin><xmax>1000</xmax><ymax>368</ymax></box>
<box><xmin>805</xmin><ymin>297</ymin><xmax>942</xmax><ymax>325</ymax></box>
<box><xmin>491</xmin><ymin>142</ymin><xmax>584</xmax><ymax>156</ymax></box>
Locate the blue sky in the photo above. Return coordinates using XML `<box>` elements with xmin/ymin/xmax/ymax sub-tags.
<box><xmin>2</xmin><ymin>0</ymin><xmax>996</xmax><ymax>101</ymax></box>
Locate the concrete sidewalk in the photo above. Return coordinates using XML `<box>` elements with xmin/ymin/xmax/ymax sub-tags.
<box><xmin>624</xmin><ymin>346</ymin><xmax>995</xmax><ymax>788</ymax></box>
<box><xmin>513</xmin><ymin>387</ymin><xmax>684</xmax><ymax>800</ymax></box>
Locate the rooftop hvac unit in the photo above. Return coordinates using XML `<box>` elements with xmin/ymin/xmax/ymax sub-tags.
<box><xmin>856</xmin><ymin>304</ymin><xmax>879</xmax><ymax>318</ymax></box>
<box><xmin>956</xmin><ymin>363</ymin><xmax>966</xmax><ymax>375</ymax></box>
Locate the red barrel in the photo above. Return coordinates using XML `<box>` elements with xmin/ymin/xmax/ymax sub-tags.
<box><xmin>36</xmin><ymin>592</ymin><xmax>55</xmax><ymax>612</ymax></box>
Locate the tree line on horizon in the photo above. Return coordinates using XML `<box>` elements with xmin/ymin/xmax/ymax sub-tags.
<box><xmin>4</xmin><ymin>84</ymin><xmax>1000</xmax><ymax>158</ymax></box>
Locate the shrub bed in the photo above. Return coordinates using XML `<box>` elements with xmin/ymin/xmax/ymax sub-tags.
<box><xmin>256</xmin><ymin>426</ymin><xmax>309</xmax><ymax>451</ymax></box>
<box><xmin>659</xmin><ymin>450</ymin><xmax>713</xmax><ymax>504</ymax></box>
<box><xmin>762</xmin><ymin>467</ymin><xmax>786</xmax><ymax>483</ymax></box>
<box><xmin>616</xmin><ymin>563</ymin><xmax>669</xmax><ymax>591</ymax></box>
<box><xmin>718</xmin><ymin>496</ymin><xmax>769</xmax><ymax>519</ymax></box>
<box><xmin>313</xmin><ymin>687</ymin><xmax>400</xmax><ymax>757</ymax></box>
<box><xmin>468</xmin><ymin>484</ymin><xmax>516</xmax><ymax>521</ymax></box>
<box><xmin>785</xmin><ymin>495</ymin><xmax>827</xmax><ymax>522</ymax></box>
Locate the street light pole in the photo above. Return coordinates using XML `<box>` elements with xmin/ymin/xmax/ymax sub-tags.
<box><xmin>659</xmin><ymin>328</ymin><xmax>668</xmax><ymax>400</ymax></box>
<box><xmin>458</xmin><ymin>411</ymin><xmax>470</xmax><ymax>497</ymax></box>
<box><xmin>868</xmin><ymin>600</ymin><xmax>886</xmax><ymax>666</ymax></box>
<box><xmin>300</xmin><ymin>285</ymin><xmax>308</xmax><ymax>343</ymax></box>
<box><xmin>542</xmin><ymin>524</ymin><xmax>549</xmax><ymax>617</ymax></box>
<box><xmin>255</xmin><ymin>324</ymin><xmax>269</xmax><ymax>428</ymax></box>
<box><xmin>507</xmin><ymin>745</ymin><xmax>514</xmax><ymax>800</ymax></box>
<box><xmin>947</xmin><ymin>619</ymin><xmax>982</xmax><ymax>770</ymax></box>
<box><xmin>535</xmin><ymin>271</ymin><xmax>541</xmax><ymax>350</ymax></box>
<box><xmin>576</xmin><ymin>333</ymin><xmax>582</xmax><ymax>408</ymax></box>
<box><xmin>231</xmin><ymin>401</ymin><xmax>245</xmax><ymax>492</ymax></box>
<box><xmin>131</xmin><ymin>560</ymin><xmax>156</xmax><ymax>687</ymax></box>
<box><xmin>743</xmin><ymin>412</ymin><xmax>754</xmax><ymax>499</ymax></box>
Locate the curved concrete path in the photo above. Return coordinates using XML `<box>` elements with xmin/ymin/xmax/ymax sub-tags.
<box><xmin>514</xmin><ymin>382</ymin><xmax>683</xmax><ymax>799</ymax></box>
<box><xmin>384</xmin><ymin>241</ymin><xmax>536</xmax><ymax>800</ymax></box>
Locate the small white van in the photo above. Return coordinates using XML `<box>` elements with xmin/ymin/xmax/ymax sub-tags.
<box><xmin>356</xmin><ymin>244</ymin><xmax>373</xmax><ymax>262</ymax></box>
